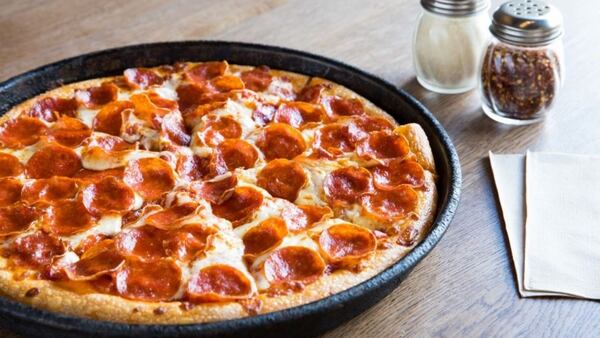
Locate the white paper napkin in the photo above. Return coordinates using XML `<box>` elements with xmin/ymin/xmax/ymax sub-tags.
<box><xmin>524</xmin><ymin>151</ymin><xmax>600</xmax><ymax>298</ymax></box>
<box><xmin>489</xmin><ymin>151</ymin><xmax>600</xmax><ymax>299</ymax></box>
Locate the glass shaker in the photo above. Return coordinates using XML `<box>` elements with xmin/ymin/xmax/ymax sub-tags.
<box><xmin>480</xmin><ymin>0</ymin><xmax>564</xmax><ymax>124</ymax></box>
<box><xmin>413</xmin><ymin>0</ymin><xmax>490</xmax><ymax>94</ymax></box>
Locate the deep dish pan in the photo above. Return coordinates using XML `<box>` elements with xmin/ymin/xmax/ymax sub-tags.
<box><xmin>0</xmin><ymin>41</ymin><xmax>461</xmax><ymax>338</ymax></box>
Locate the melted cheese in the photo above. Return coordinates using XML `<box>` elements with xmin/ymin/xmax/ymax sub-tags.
<box><xmin>54</xmin><ymin>251</ymin><xmax>80</xmax><ymax>266</ymax></box>
<box><xmin>63</xmin><ymin>213</ymin><xmax>122</xmax><ymax>249</ymax></box>
<box><xmin>295</xmin><ymin>158</ymin><xmax>342</xmax><ymax>206</ymax></box>
<box><xmin>1</xmin><ymin>143</ymin><xmax>40</xmax><ymax>164</ymax></box>
<box><xmin>152</xmin><ymin>77</ymin><xmax>180</xmax><ymax>101</ymax></box>
<box><xmin>76</xmin><ymin>107</ymin><xmax>99</xmax><ymax>128</ymax></box>
<box><xmin>80</xmin><ymin>146</ymin><xmax>159</xmax><ymax>171</ymax></box>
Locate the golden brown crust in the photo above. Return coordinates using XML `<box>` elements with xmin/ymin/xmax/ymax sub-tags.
<box><xmin>397</xmin><ymin>124</ymin><xmax>436</xmax><ymax>172</ymax></box>
<box><xmin>0</xmin><ymin>63</ymin><xmax>437</xmax><ymax>324</ymax></box>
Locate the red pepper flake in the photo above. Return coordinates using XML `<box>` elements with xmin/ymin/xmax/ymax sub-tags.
<box><xmin>153</xmin><ymin>307</ymin><xmax>166</xmax><ymax>315</ymax></box>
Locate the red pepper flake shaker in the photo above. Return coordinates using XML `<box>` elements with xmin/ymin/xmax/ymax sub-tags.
<box><xmin>479</xmin><ymin>0</ymin><xmax>564</xmax><ymax>124</ymax></box>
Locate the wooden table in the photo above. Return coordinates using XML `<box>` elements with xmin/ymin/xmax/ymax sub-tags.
<box><xmin>2</xmin><ymin>0</ymin><xmax>599</xmax><ymax>336</ymax></box>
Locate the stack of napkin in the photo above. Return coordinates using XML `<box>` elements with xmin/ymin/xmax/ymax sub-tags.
<box><xmin>490</xmin><ymin>151</ymin><xmax>600</xmax><ymax>298</ymax></box>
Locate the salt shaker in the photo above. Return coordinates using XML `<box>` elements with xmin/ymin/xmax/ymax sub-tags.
<box><xmin>480</xmin><ymin>0</ymin><xmax>564</xmax><ymax>124</ymax></box>
<box><xmin>413</xmin><ymin>0</ymin><xmax>490</xmax><ymax>94</ymax></box>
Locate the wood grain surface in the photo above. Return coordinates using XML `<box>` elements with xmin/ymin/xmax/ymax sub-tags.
<box><xmin>1</xmin><ymin>0</ymin><xmax>599</xmax><ymax>337</ymax></box>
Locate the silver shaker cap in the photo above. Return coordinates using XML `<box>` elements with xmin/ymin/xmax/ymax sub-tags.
<box><xmin>420</xmin><ymin>0</ymin><xmax>490</xmax><ymax>16</ymax></box>
<box><xmin>490</xmin><ymin>0</ymin><xmax>564</xmax><ymax>46</ymax></box>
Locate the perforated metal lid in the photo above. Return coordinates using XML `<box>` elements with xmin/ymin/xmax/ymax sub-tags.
<box><xmin>421</xmin><ymin>0</ymin><xmax>490</xmax><ymax>16</ymax></box>
<box><xmin>490</xmin><ymin>0</ymin><xmax>563</xmax><ymax>46</ymax></box>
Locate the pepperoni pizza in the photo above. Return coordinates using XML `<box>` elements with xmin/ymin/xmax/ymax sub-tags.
<box><xmin>0</xmin><ymin>61</ymin><xmax>436</xmax><ymax>323</ymax></box>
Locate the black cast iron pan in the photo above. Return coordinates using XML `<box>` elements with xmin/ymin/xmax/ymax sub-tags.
<box><xmin>0</xmin><ymin>41</ymin><xmax>461</xmax><ymax>338</ymax></box>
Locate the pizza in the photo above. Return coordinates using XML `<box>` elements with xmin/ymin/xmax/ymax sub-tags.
<box><xmin>0</xmin><ymin>61</ymin><xmax>437</xmax><ymax>324</ymax></box>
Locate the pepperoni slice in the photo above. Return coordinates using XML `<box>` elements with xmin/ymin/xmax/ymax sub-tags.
<box><xmin>74</xmin><ymin>168</ymin><xmax>124</xmax><ymax>183</ymax></box>
<box><xmin>28</xmin><ymin>97</ymin><xmax>77</xmax><ymax>122</ymax></box>
<box><xmin>74</xmin><ymin>234</ymin><xmax>107</xmax><ymax>256</ymax></box>
<box><xmin>42</xmin><ymin>199</ymin><xmax>94</xmax><ymax>236</ymax></box>
<box><xmin>257</xmin><ymin>159</ymin><xmax>307</xmax><ymax>202</ymax></box>
<box><xmin>164</xmin><ymin>224</ymin><xmax>216</xmax><ymax>261</ymax></box>
<box><xmin>327</xmin><ymin>96</ymin><xmax>364</xmax><ymax>116</ymax></box>
<box><xmin>185</xmin><ymin>62</ymin><xmax>228</xmax><ymax>83</ymax></box>
<box><xmin>371</xmin><ymin>159</ymin><xmax>425</xmax><ymax>189</ymax></box>
<box><xmin>130</xmin><ymin>93</ymin><xmax>170</xmax><ymax>129</ymax></box>
<box><xmin>161</xmin><ymin>112</ymin><xmax>191</xmax><ymax>146</ymax></box>
<box><xmin>241</xmin><ymin>66</ymin><xmax>272</xmax><ymax>91</ymax></box>
<box><xmin>297</xmin><ymin>83</ymin><xmax>329</xmax><ymax>103</ymax></box>
<box><xmin>183</xmin><ymin>101</ymin><xmax>226</xmax><ymax>129</ymax></box>
<box><xmin>123</xmin><ymin>157</ymin><xmax>176</xmax><ymax>201</ymax></box>
<box><xmin>65</xmin><ymin>240</ymin><xmax>124</xmax><ymax>280</ymax></box>
<box><xmin>211</xmin><ymin>186</ymin><xmax>263</xmax><ymax>226</ymax></box>
<box><xmin>256</xmin><ymin>123</ymin><xmax>307</xmax><ymax>161</ymax></box>
<box><xmin>8</xmin><ymin>232</ymin><xmax>65</xmax><ymax>270</ymax></box>
<box><xmin>0</xmin><ymin>153</ymin><xmax>23</xmax><ymax>177</ymax></box>
<box><xmin>213</xmin><ymin>139</ymin><xmax>258</xmax><ymax>175</ymax></box>
<box><xmin>250</xmin><ymin>104</ymin><xmax>275</xmax><ymax>127</ymax></box>
<box><xmin>0</xmin><ymin>178</ymin><xmax>22</xmax><ymax>207</ymax></box>
<box><xmin>356</xmin><ymin>131</ymin><xmax>409</xmax><ymax>160</ymax></box>
<box><xmin>0</xmin><ymin>203</ymin><xmax>37</xmax><ymax>236</ymax></box>
<box><xmin>48</xmin><ymin>116</ymin><xmax>92</xmax><ymax>147</ymax></box>
<box><xmin>116</xmin><ymin>226</ymin><xmax>167</xmax><ymax>261</ymax></box>
<box><xmin>264</xmin><ymin>246</ymin><xmax>325</xmax><ymax>284</ymax></box>
<box><xmin>176</xmin><ymin>83</ymin><xmax>210</xmax><ymax>114</ymax></box>
<box><xmin>115</xmin><ymin>258</ymin><xmax>181</xmax><ymax>301</ymax></box>
<box><xmin>0</xmin><ymin>116</ymin><xmax>48</xmax><ymax>148</ymax></box>
<box><xmin>75</xmin><ymin>82</ymin><xmax>118</xmax><ymax>108</ymax></box>
<box><xmin>323</xmin><ymin>167</ymin><xmax>372</xmax><ymax>206</ymax></box>
<box><xmin>200</xmin><ymin>115</ymin><xmax>242</xmax><ymax>147</ymax></box>
<box><xmin>81</xmin><ymin>176</ymin><xmax>135</xmax><ymax>215</ymax></box>
<box><xmin>319</xmin><ymin>224</ymin><xmax>376</xmax><ymax>262</ymax></box>
<box><xmin>192</xmin><ymin>174</ymin><xmax>237</xmax><ymax>204</ymax></box>
<box><xmin>243</xmin><ymin>217</ymin><xmax>288</xmax><ymax>256</ymax></box>
<box><xmin>274</xmin><ymin>102</ymin><xmax>326</xmax><ymax>128</ymax></box>
<box><xmin>347</xmin><ymin>115</ymin><xmax>394</xmax><ymax>142</ymax></box>
<box><xmin>123</xmin><ymin>68</ymin><xmax>164</xmax><ymax>89</ymax></box>
<box><xmin>25</xmin><ymin>144</ymin><xmax>82</xmax><ymax>179</ymax></box>
<box><xmin>210</xmin><ymin>75</ymin><xmax>245</xmax><ymax>92</ymax></box>
<box><xmin>147</xmin><ymin>92</ymin><xmax>178</xmax><ymax>111</ymax></box>
<box><xmin>145</xmin><ymin>202</ymin><xmax>198</xmax><ymax>230</ymax></box>
<box><xmin>283</xmin><ymin>204</ymin><xmax>333</xmax><ymax>232</ymax></box>
<box><xmin>176</xmin><ymin>153</ymin><xmax>210</xmax><ymax>181</ymax></box>
<box><xmin>361</xmin><ymin>185</ymin><xmax>419</xmax><ymax>219</ymax></box>
<box><xmin>21</xmin><ymin>177</ymin><xmax>79</xmax><ymax>204</ymax></box>
<box><xmin>93</xmin><ymin>101</ymin><xmax>133</xmax><ymax>136</ymax></box>
<box><xmin>186</xmin><ymin>264</ymin><xmax>252</xmax><ymax>302</ymax></box>
<box><xmin>313</xmin><ymin>123</ymin><xmax>354</xmax><ymax>157</ymax></box>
